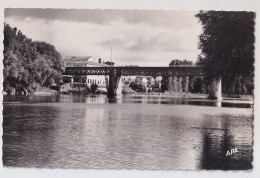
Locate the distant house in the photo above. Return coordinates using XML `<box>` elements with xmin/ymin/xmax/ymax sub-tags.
<box><xmin>61</xmin><ymin>56</ymin><xmax>113</xmax><ymax>93</ymax></box>
<box><xmin>135</xmin><ymin>76</ymin><xmax>156</xmax><ymax>87</ymax></box>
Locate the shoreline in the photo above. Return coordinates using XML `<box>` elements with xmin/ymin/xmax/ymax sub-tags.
<box><xmin>4</xmin><ymin>89</ymin><xmax>253</xmax><ymax>100</ymax></box>
<box><xmin>130</xmin><ymin>92</ymin><xmax>253</xmax><ymax>99</ymax></box>
<box><xmin>128</xmin><ymin>92</ymin><xmax>208</xmax><ymax>99</ymax></box>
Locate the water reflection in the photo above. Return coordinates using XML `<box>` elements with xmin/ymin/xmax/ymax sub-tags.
<box><xmin>200</xmin><ymin>116</ymin><xmax>253</xmax><ymax>170</ymax></box>
<box><xmin>3</xmin><ymin>105</ymin><xmax>59</xmax><ymax>167</ymax></box>
<box><xmin>3</xmin><ymin>95</ymin><xmax>253</xmax><ymax>108</ymax></box>
<box><xmin>201</xmin><ymin>117</ymin><xmax>233</xmax><ymax>169</ymax></box>
<box><xmin>2</xmin><ymin>94</ymin><xmax>253</xmax><ymax>169</ymax></box>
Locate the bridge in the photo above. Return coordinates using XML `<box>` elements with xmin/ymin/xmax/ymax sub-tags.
<box><xmin>64</xmin><ymin>66</ymin><xmax>204</xmax><ymax>98</ymax></box>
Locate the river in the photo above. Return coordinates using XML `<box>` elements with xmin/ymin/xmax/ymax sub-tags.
<box><xmin>2</xmin><ymin>94</ymin><xmax>253</xmax><ymax>170</ymax></box>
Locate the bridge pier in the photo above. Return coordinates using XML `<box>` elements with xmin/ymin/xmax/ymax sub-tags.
<box><xmin>183</xmin><ymin>76</ymin><xmax>189</xmax><ymax>92</ymax></box>
<box><xmin>107</xmin><ymin>74</ymin><xmax>121</xmax><ymax>98</ymax></box>
<box><xmin>173</xmin><ymin>76</ymin><xmax>178</xmax><ymax>92</ymax></box>
<box><xmin>168</xmin><ymin>76</ymin><xmax>173</xmax><ymax>91</ymax></box>
<box><xmin>107</xmin><ymin>74</ymin><xmax>115</xmax><ymax>98</ymax></box>
<box><xmin>178</xmin><ymin>76</ymin><xmax>183</xmax><ymax>92</ymax></box>
<box><xmin>168</xmin><ymin>75</ymin><xmax>189</xmax><ymax>92</ymax></box>
<box><xmin>208</xmin><ymin>78</ymin><xmax>222</xmax><ymax>100</ymax></box>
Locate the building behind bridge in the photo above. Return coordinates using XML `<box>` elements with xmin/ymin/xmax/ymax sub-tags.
<box><xmin>61</xmin><ymin>56</ymin><xmax>113</xmax><ymax>93</ymax></box>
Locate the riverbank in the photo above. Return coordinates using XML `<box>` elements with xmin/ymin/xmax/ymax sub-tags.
<box><xmin>126</xmin><ymin>91</ymin><xmax>253</xmax><ymax>100</ymax></box>
<box><xmin>222</xmin><ymin>94</ymin><xmax>253</xmax><ymax>99</ymax></box>
<box><xmin>33</xmin><ymin>91</ymin><xmax>57</xmax><ymax>96</ymax></box>
<box><xmin>129</xmin><ymin>91</ymin><xmax>207</xmax><ymax>98</ymax></box>
<box><xmin>6</xmin><ymin>86</ymin><xmax>252</xmax><ymax>100</ymax></box>
<box><xmin>31</xmin><ymin>85</ymin><xmax>58</xmax><ymax>95</ymax></box>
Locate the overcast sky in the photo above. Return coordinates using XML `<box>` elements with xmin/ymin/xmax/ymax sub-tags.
<box><xmin>4</xmin><ymin>9</ymin><xmax>202</xmax><ymax>66</ymax></box>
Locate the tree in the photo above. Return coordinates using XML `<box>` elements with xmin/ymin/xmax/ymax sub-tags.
<box><xmin>169</xmin><ymin>59</ymin><xmax>193</xmax><ymax>66</ymax></box>
<box><xmin>195</xmin><ymin>11</ymin><xmax>255</xmax><ymax>99</ymax></box>
<box><xmin>90</xmin><ymin>83</ymin><xmax>98</xmax><ymax>93</ymax></box>
<box><xmin>129</xmin><ymin>82</ymin><xmax>145</xmax><ymax>92</ymax></box>
<box><xmin>3</xmin><ymin>24</ymin><xmax>64</xmax><ymax>94</ymax></box>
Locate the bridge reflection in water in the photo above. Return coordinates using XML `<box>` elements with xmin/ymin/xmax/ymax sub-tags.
<box><xmin>64</xmin><ymin>66</ymin><xmax>204</xmax><ymax>98</ymax></box>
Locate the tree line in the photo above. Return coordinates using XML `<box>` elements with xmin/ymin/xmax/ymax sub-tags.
<box><xmin>3</xmin><ymin>24</ymin><xmax>64</xmax><ymax>95</ymax></box>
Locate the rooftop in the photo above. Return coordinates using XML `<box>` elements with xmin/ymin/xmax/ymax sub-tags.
<box><xmin>64</xmin><ymin>56</ymin><xmax>94</xmax><ymax>63</ymax></box>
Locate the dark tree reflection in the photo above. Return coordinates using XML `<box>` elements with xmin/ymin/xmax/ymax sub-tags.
<box><xmin>200</xmin><ymin>118</ymin><xmax>252</xmax><ymax>170</ymax></box>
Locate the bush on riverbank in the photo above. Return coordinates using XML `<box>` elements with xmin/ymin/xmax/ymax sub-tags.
<box><xmin>122</xmin><ymin>84</ymin><xmax>136</xmax><ymax>94</ymax></box>
<box><xmin>129</xmin><ymin>82</ymin><xmax>146</xmax><ymax>92</ymax></box>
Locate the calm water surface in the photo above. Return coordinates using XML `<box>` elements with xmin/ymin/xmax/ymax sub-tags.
<box><xmin>3</xmin><ymin>94</ymin><xmax>253</xmax><ymax>170</ymax></box>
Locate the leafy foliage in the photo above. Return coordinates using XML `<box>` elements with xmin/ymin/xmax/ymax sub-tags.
<box><xmin>3</xmin><ymin>24</ymin><xmax>64</xmax><ymax>94</ymax></box>
<box><xmin>90</xmin><ymin>83</ymin><xmax>98</xmax><ymax>93</ymax></box>
<box><xmin>195</xmin><ymin>11</ymin><xmax>255</xmax><ymax>94</ymax></box>
<box><xmin>129</xmin><ymin>82</ymin><xmax>146</xmax><ymax>92</ymax></box>
<box><xmin>192</xmin><ymin>78</ymin><xmax>206</xmax><ymax>94</ymax></box>
<box><xmin>169</xmin><ymin>59</ymin><xmax>193</xmax><ymax>66</ymax></box>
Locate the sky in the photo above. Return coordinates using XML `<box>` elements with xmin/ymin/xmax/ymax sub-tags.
<box><xmin>4</xmin><ymin>9</ymin><xmax>202</xmax><ymax>66</ymax></box>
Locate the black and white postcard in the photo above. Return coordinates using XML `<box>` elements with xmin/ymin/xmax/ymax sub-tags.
<box><xmin>1</xmin><ymin>0</ymin><xmax>259</xmax><ymax>178</ymax></box>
